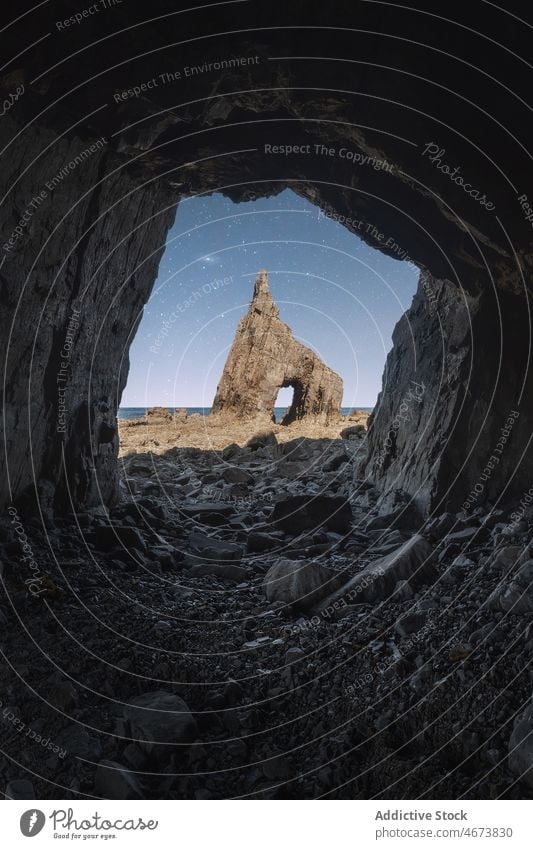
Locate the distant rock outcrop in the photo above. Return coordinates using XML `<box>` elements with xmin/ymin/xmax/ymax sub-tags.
<box><xmin>146</xmin><ymin>407</ymin><xmax>172</xmax><ymax>421</ymax></box>
<box><xmin>212</xmin><ymin>271</ymin><xmax>343</xmax><ymax>424</ymax></box>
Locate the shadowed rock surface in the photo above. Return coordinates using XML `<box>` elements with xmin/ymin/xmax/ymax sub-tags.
<box><xmin>0</xmin><ymin>417</ymin><xmax>532</xmax><ymax>799</ymax></box>
<box><xmin>1</xmin><ymin>0</ymin><xmax>533</xmax><ymax>804</ymax></box>
<box><xmin>212</xmin><ymin>271</ymin><xmax>343</xmax><ymax>424</ymax></box>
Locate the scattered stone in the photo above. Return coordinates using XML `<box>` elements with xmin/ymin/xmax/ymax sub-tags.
<box><xmin>499</xmin><ymin>561</ymin><xmax>533</xmax><ymax>613</ymax></box>
<box><xmin>223</xmin><ymin>680</ymin><xmax>243</xmax><ymax>704</ymax></box>
<box><xmin>56</xmin><ymin>725</ymin><xmax>103</xmax><ymax>760</ymax></box>
<box><xmin>451</xmin><ymin>555</ymin><xmax>475</xmax><ymax>569</ymax></box>
<box><xmin>448</xmin><ymin>644</ymin><xmax>471</xmax><ymax>662</ymax></box>
<box><xmin>246</xmin><ymin>530</ymin><xmax>281</xmax><ymax>553</ymax></box>
<box><xmin>5</xmin><ymin>779</ymin><xmax>35</xmax><ymax>799</ymax></box>
<box><xmin>123</xmin><ymin>691</ymin><xmax>197</xmax><ymax>760</ymax></box>
<box><xmin>243</xmin><ymin>636</ymin><xmax>272</xmax><ymax>649</ymax></box>
<box><xmin>146</xmin><ymin>406</ymin><xmax>172</xmax><ymax>420</ymax></box>
<box><xmin>46</xmin><ymin>677</ymin><xmax>78</xmax><ymax>711</ymax></box>
<box><xmin>488</xmin><ymin>545</ymin><xmax>529</xmax><ymax>572</ymax></box>
<box><xmin>322</xmin><ymin>450</ymin><xmax>348</xmax><ymax>472</ymax></box>
<box><xmin>222</xmin><ymin>467</ymin><xmax>253</xmax><ymax>484</ymax></box>
<box><xmin>285</xmin><ymin>647</ymin><xmax>306</xmax><ymax>664</ymax></box>
<box><xmin>315</xmin><ymin>534</ymin><xmax>435</xmax><ymax>610</ymax></box>
<box><xmin>185</xmin><ymin>532</ymin><xmax>243</xmax><ymax>566</ymax></box>
<box><xmin>246</xmin><ymin>431</ymin><xmax>278</xmax><ymax>451</ymax></box>
<box><xmin>221</xmin><ymin>443</ymin><xmax>243</xmax><ymax>460</ymax></box>
<box><xmin>341</xmin><ymin>425</ymin><xmax>365</xmax><ymax>439</ymax></box>
<box><xmin>276</xmin><ymin>460</ymin><xmax>309</xmax><ymax>479</ymax></box>
<box><xmin>180</xmin><ymin>502</ymin><xmax>234</xmax><ymax>524</ymax></box>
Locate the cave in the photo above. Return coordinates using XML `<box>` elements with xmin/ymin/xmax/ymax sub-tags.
<box><xmin>3</xmin><ymin>2</ymin><xmax>532</xmax><ymax>521</ymax></box>
<box><xmin>1</xmin><ymin>0</ymin><xmax>533</xmax><ymax>804</ymax></box>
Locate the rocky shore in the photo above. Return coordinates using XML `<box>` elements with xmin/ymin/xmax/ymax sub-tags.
<box><xmin>0</xmin><ymin>411</ymin><xmax>532</xmax><ymax>800</ymax></box>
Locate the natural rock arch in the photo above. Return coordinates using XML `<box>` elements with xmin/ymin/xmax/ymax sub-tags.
<box><xmin>1</xmin><ymin>1</ymin><xmax>532</xmax><ymax>516</ymax></box>
<box><xmin>211</xmin><ymin>271</ymin><xmax>343</xmax><ymax>425</ymax></box>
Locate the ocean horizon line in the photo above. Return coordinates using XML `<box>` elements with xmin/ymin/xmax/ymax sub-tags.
<box><xmin>118</xmin><ymin>404</ymin><xmax>374</xmax><ymax>421</ymax></box>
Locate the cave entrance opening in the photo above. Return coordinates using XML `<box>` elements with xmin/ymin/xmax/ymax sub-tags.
<box><xmin>120</xmin><ymin>189</ymin><xmax>419</xmax><ymax>432</ymax></box>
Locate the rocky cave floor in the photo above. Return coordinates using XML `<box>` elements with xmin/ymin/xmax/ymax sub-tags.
<box><xmin>0</xmin><ymin>413</ymin><xmax>532</xmax><ymax>800</ymax></box>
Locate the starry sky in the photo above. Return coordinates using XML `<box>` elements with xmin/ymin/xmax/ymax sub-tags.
<box><xmin>122</xmin><ymin>189</ymin><xmax>419</xmax><ymax>408</ymax></box>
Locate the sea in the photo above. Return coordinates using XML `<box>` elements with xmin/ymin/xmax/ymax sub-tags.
<box><xmin>118</xmin><ymin>406</ymin><xmax>374</xmax><ymax>421</ymax></box>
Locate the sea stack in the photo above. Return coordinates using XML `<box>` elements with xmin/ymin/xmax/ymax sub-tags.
<box><xmin>212</xmin><ymin>271</ymin><xmax>343</xmax><ymax>424</ymax></box>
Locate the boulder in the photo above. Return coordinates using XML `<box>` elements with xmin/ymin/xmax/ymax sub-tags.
<box><xmin>56</xmin><ymin>725</ymin><xmax>103</xmax><ymax>760</ymax></box>
<box><xmin>221</xmin><ymin>443</ymin><xmax>244</xmax><ymax>460</ymax></box>
<box><xmin>322</xmin><ymin>450</ymin><xmax>348</xmax><ymax>472</ymax></box>
<box><xmin>315</xmin><ymin>534</ymin><xmax>435</xmax><ymax>611</ymax></box>
<box><xmin>499</xmin><ymin>560</ymin><xmax>533</xmax><ymax>613</ymax></box>
<box><xmin>263</xmin><ymin>558</ymin><xmax>345</xmax><ymax>610</ymax></box>
<box><xmin>185</xmin><ymin>532</ymin><xmax>243</xmax><ymax>566</ymax></box>
<box><xmin>123</xmin><ymin>691</ymin><xmax>196</xmax><ymax>760</ymax></box>
<box><xmin>246</xmin><ymin>430</ymin><xmax>278</xmax><ymax>451</ymax></box>
<box><xmin>146</xmin><ymin>406</ymin><xmax>172</xmax><ymax>420</ymax></box>
<box><xmin>276</xmin><ymin>460</ymin><xmax>309</xmax><ymax>479</ymax></box>
<box><xmin>486</xmin><ymin>545</ymin><xmax>529</xmax><ymax>572</ymax></box>
<box><xmin>5</xmin><ymin>779</ymin><xmax>35</xmax><ymax>799</ymax></box>
<box><xmin>222</xmin><ymin>467</ymin><xmax>253</xmax><ymax>484</ymax></box>
<box><xmin>279</xmin><ymin>438</ymin><xmax>313</xmax><ymax>461</ymax></box>
<box><xmin>341</xmin><ymin>424</ymin><xmax>366</xmax><ymax>439</ymax></box>
<box><xmin>269</xmin><ymin>494</ymin><xmax>353</xmax><ymax>534</ymax></box>
<box><xmin>246</xmin><ymin>530</ymin><xmax>281</xmax><ymax>553</ymax></box>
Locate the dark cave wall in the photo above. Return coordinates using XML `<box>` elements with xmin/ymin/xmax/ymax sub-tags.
<box><xmin>0</xmin><ymin>114</ymin><xmax>175</xmax><ymax>513</ymax></box>
<box><xmin>362</xmin><ymin>275</ymin><xmax>533</xmax><ymax>513</ymax></box>
<box><xmin>2</xmin><ymin>108</ymin><xmax>531</xmax><ymax>518</ymax></box>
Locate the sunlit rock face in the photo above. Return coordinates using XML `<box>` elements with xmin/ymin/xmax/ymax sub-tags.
<box><xmin>212</xmin><ymin>271</ymin><xmax>343</xmax><ymax>424</ymax></box>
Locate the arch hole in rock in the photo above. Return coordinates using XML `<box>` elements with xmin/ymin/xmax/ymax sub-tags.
<box><xmin>273</xmin><ymin>385</ymin><xmax>295</xmax><ymax>424</ymax></box>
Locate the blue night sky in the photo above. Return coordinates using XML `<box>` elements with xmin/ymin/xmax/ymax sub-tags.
<box><xmin>122</xmin><ymin>189</ymin><xmax>419</xmax><ymax>408</ymax></box>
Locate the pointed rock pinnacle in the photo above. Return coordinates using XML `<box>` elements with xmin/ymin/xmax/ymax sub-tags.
<box><xmin>212</xmin><ymin>271</ymin><xmax>343</xmax><ymax>423</ymax></box>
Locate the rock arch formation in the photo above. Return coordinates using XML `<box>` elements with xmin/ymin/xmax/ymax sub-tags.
<box><xmin>211</xmin><ymin>271</ymin><xmax>343</xmax><ymax>424</ymax></box>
